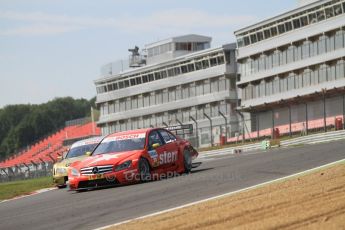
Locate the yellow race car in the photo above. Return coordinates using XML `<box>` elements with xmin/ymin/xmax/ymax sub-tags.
<box><xmin>53</xmin><ymin>136</ymin><xmax>103</xmax><ymax>188</ymax></box>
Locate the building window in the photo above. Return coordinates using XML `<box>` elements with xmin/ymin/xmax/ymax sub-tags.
<box><xmin>265</xmin><ymin>80</ymin><xmax>272</xmax><ymax>96</ymax></box>
<box><xmin>293</xmin><ymin>18</ymin><xmax>301</xmax><ymax>29</ymax></box>
<box><xmin>257</xmin><ymin>31</ymin><xmax>264</xmax><ymax>41</ymax></box>
<box><xmin>272</xmin><ymin>77</ymin><xmax>280</xmax><ymax>94</ymax></box>
<box><xmin>155</xmin><ymin>90</ymin><xmax>162</xmax><ymax>104</ymax></box>
<box><xmin>181</xmin><ymin>65</ymin><xmax>188</xmax><ymax>74</ymax></box>
<box><xmin>150</xmin><ymin>93</ymin><xmax>156</xmax><ymax>106</ymax></box>
<box><xmin>210</xmin><ymin>58</ymin><xmax>217</xmax><ymax>67</ymax></box>
<box><xmin>250</xmin><ymin>33</ymin><xmax>257</xmax><ymax>43</ymax></box>
<box><xmin>131</xmin><ymin>96</ymin><xmax>137</xmax><ymax>109</ymax></box>
<box><xmin>182</xmin><ymin>109</ymin><xmax>190</xmax><ymax>122</ymax></box>
<box><xmin>308</xmin><ymin>12</ymin><xmax>317</xmax><ymax>24</ymax></box>
<box><xmin>285</xmin><ymin>21</ymin><xmax>293</xmax><ymax>32</ymax></box>
<box><xmin>259</xmin><ymin>80</ymin><xmax>265</xmax><ymax>97</ymax></box>
<box><xmin>217</xmin><ymin>55</ymin><xmax>225</xmax><ymax>65</ymax></box>
<box><xmin>168</xmin><ymin>88</ymin><xmax>176</xmax><ymax>102</ymax></box>
<box><xmin>287</xmin><ymin>73</ymin><xmax>295</xmax><ymax>91</ymax></box>
<box><xmin>142</xmin><ymin>94</ymin><xmax>149</xmax><ymax>107</ymax></box>
<box><xmin>335</xmin><ymin>30</ymin><xmax>345</xmax><ymax>49</ymax></box>
<box><xmin>138</xmin><ymin>95</ymin><xmax>143</xmax><ymax>108</ymax></box>
<box><xmin>202</xmin><ymin>59</ymin><xmax>209</xmax><ymax>69</ymax></box>
<box><xmin>302</xmin><ymin>69</ymin><xmax>311</xmax><ymax>87</ymax></box>
<box><xmin>310</xmin><ymin>68</ymin><xmax>319</xmax><ymax>85</ymax></box>
<box><xmin>196</xmin><ymin>105</ymin><xmax>204</xmax><ymax>120</ymax></box>
<box><xmin>319</xmin><ymin>64</ymin><xmax>327</xmax><ymax>82</ymax></box>
<box><xmin>317</xmin><ymin>10</ymin><xmax>325</xmax><ymax>21</ymax></box>
<box><xmin>219</xmin><ymin>77</ymin><xmax>226</xmax><ymax>91</ymax></box>
<box><xmin>203</xmin><ymin>80</ymin><xmax>210</xmax><ymax>94</ymax></box>
<box><xmin>278</xmin><ymin>24</ymin><xmax>285</xmax><ymax>34</ymax></box>
<box><xmin>115</xmin><ymin>100</ymin><xmax>119</xmax><ymax>113</ymax></box>
<box><xmin>300</xmin><ymin>15</ymin><xmax>309</xmax><ymax>27</ymax></box>
<box><xmin>154</xmin><ymin>72</ymin><xmax>162</xmax><ymax>80</ymax></box>
<box><xmin>195</xmin><ymin>82</ymin><xmax>203</xmax><ymax>96</ymax></box>
<box><xmin>334</xmin><ymin>4</ymin><xmax>343</xmax><ymax>16</ymax></box>
<box><xmin>188</xmin><ymin>63</ymin><xmax>195</xmax><ymax>72</ymax></box>
<box><xmin>336</xmin><ymin>60</ymin><xmax>345</xmax><ymax>80</ymax></box>
<box><xmin>119</xmin><ymin>99</ymin><xmax>126</xmax><ymax>112</ymax></box>
<box><xmin>195</xmin><ymin>61</ymin><xmax>202</xmax><ymax>70</ymax></box>
<box><xmin>126</xmin><ymin>98</ymin><xmax>131</xmax><ymax>111</ymax></box>
<box><xmin>163</xmin><ymin>90</ymin><xmax>169</xmax><ymax>103</ymax></box>
<box><xmin>182</xmin><ymin>85</ymin><xmax>189</xmax><ymax>99</ymax></box>
<box><xmin>272</xmin><ymin>50</ymin><xmax>280</xmax><ymax>67</ymax></box>
<box><xmin>327</xmin><ymin>63</ymin><xmax>336</xmax><ymax>81</ymax></box>
<box><xmin>189</xmin><ymin>83</ymin><xmax>195</xmax><ymax>97</ymax></box>
<box><xmin>325</xmin><ymin>6</ymin><xmax>334</xmax><ymax>19</ymax></box>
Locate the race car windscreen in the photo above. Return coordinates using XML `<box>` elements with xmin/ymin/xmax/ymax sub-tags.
<box><xmin>93</xmin><ymin>135</ymin><xmax>145</xmax><ymax>155</ymax></box>
<box><xmin>65</xmin><ymin>144</ymin><xmax>98</xmax><ymax>158</ymax></box>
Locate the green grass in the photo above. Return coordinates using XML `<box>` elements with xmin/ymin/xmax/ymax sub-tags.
<box><xmin>0</xmin><ymin>177</ymin><xmax>54</xmax><ymax>201</ymax></box>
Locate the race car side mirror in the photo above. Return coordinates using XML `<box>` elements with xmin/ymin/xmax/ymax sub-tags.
<box><xmin>85</xmin><ymin>151</ymin><xmax>92</xmax><ymax>156</ymax></box>
<box><xmin>152</xmin><ymin>143</ymin><xmax>160</xmax><ymax>149</ymax></box>
<box><xmin>57</xmin><ymin>156</ymin><xmax>63</xmax><ymax>161</ymax></box>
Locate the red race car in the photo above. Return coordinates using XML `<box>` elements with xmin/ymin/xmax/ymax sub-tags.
<box><xmin>68</xmin><ymin>127</ymin><xmax>198</xmax><ymax>190</ymax></box>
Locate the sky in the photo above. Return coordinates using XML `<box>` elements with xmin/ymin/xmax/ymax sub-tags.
<box><xmin>0</xmin><ymin>0</ymin><xmax>297</xmax><ymax>108</ymax></box>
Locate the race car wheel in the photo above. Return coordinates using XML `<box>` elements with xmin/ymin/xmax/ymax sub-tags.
<box><xmin>139</xmin><ymin>158</ymin><xmax>151</xmax><ymax>182</ymax></box>
<box><xmin>183</xmin><ymin>149</ymin><xmax>192</xmax><ymax>174</ymax></box>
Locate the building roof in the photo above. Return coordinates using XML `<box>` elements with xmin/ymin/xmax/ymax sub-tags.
<box><xmin>94</xmin><ymin>42</ymin><xmax>235</xmax><ymax>84</ymax></box>
<box><xmin>145</xmin><ymin>34</ymin><xmax>212</xmax><ymax>49</ymax></box>
<box><xmin>234</xmin><ymin>0</ymin><xmax>330</xmax><ymax>36</ymax></box>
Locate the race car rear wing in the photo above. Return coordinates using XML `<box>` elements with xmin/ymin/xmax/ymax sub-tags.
<box><xmin>164</xmin><ymin>124</ymin><xmax>193</xmax><ymax>136</ymax></box>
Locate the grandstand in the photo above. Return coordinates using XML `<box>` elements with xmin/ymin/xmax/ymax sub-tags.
<box><xmin>0</xmin><ymin>121</ymin><xmax>100</xmax><ymax>169</ymax></box>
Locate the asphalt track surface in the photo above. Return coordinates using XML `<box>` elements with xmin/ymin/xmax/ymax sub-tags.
<box><xmin>1</xmin><ymin>140</ymin><xmax>345</xmax><ymax>230</ymax></box>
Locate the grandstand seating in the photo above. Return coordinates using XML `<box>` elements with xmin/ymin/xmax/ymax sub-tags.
<box><xmin>0</xmin><ymin>122</ymin><xmax>100</xmax><ymax>168</ymax></box>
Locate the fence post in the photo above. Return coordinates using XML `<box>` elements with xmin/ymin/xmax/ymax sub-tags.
<box><xmin>203</xmin><ymin>113</ymin><xmax>213</xmax><ymax>147</ymax></box>
<box><xmin>235</xmin><ymin>110</ymin><xmax>245</xmax><ymax>143</ymax></box>
<box><xmin>288</xmin><ymin>105</ymin><xmax>292</xmax><ymax>137</ymax></box>
<box><xmin>219</xmin><ymin>111</ymin><xmax>228</xmax><ymax>144</ymax></box>
<box><xmin>305</xmin><ymin>103</ymin><xmax>308</xmax><ymax>135</ymax></box>
<box><xmin>343</xmin><ymin>94</ymin><xmax>345</xmax><ymax>130</ymax></box>
<box><xmin>256</xmin><ymin>112</ymin><xmax>260</xmax><ymax>140</ymax></box>
<box><xmin>272</xmin><ymin>109</ymin><xmax>275</xmax><ymax>139</ymax></box>
<box><xmin>322</xmin><ymin>88</ymin><xmax>327</xmax><ymax>132</ymax></box>
<box><xmin>189</xmin><ymin>116</ymin><xmax>199</xmax><ymax>148</ymax></box>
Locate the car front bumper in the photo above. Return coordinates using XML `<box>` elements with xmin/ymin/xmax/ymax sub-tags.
<box><xmin>68</xmin><ymin>168</ymin><xmax>138</xmax><ymax>190</ymax></box>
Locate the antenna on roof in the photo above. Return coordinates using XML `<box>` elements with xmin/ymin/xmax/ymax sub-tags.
<box><xmin>128</xmin><ymin>46</ymin><xmax>140</xmax><ymax>56</ymax></box>
<box><xmin>128</xmin><ymin>46</ymin><xmax>146</xmax><ymax>68</ymax></box>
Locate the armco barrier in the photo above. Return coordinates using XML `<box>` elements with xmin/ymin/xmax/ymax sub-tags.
<box><xmin>201</xmin><ymin>129</ymin><xmax>345</xmax><ymax>157</ymax></box>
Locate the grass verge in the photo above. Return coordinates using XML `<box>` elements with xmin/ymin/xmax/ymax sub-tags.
<box><xmin>0</xmin><ymin>177</ymin><xmax>54</xmax><ymax>201</ymax></box>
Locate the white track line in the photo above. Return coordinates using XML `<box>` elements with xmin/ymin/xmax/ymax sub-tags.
<box><xmin>0</xmin><ymin>187</ymin><xmax>57</xmax><ymax>204</ymax></box>
<box><xmin>95</xmin><ymin>158</ymin><xmax>345</xmax><ymax>230</ymax></box>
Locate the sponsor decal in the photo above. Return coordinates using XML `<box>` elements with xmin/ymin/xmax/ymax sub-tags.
<box><xmin>148</xmin><ymin>150</ymin><xmax>159</xmax><ymax>167</ymax></box>
<box><xmin>103</xmin><ymin>133</ymin><xmax>146</xmax><ymax>143</ymax></box>
<box><xmin>148</xmin><ymin>150</ymin><xmax>158</xmax><ymax>159</ymax></box>
<box><xmin>159</xmin><ymin>151</ymin><xmax>178</xmax><ymax>164</ymax></box>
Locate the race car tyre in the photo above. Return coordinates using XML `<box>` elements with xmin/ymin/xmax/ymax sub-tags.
<box><xmin>57</xmin><ymin>184</ymin><xmax>67</xmax><ymax>189</ymax></box>
<box><xmin>139</xmin><ymin>158</ymin><xmax>151</xmax><ymax>182</ymax></box>
<box><xmin>183</xmin><ymin>149</ymin><xmax>192</xmax><ymax>174</ymax></box>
